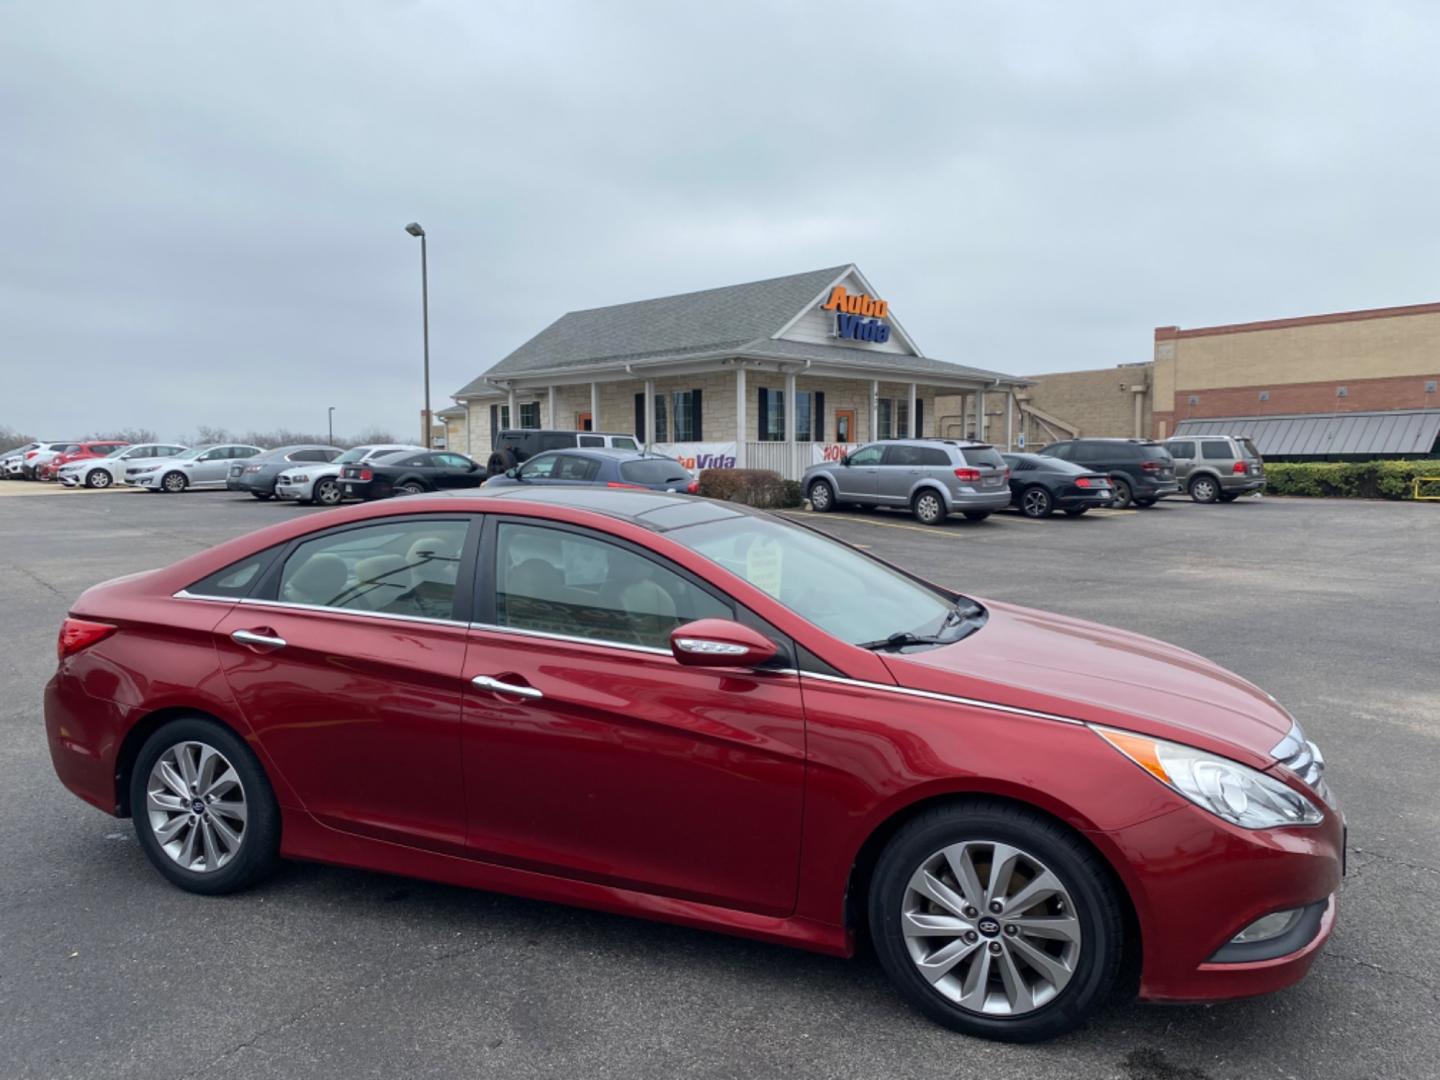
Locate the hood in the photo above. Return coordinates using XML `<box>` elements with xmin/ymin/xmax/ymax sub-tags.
<box><xmin>880</xmin><ymin>598</ymin><xmax>1290</xmax><ymax>768</ymax></box>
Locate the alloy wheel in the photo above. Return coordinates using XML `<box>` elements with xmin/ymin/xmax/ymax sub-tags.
<box><xmin>1191</xmin><ymin>477</ymin><xmax>1218</xmax><ymax>503</ymax></box>
<box><xmin>87</xmin><ymin>469</ymin><xmax>112</xmax><ymax>488</ymax></box>
<box><xmin>146</xmin><ymin>740</ymin><xmax>248</xmax><ymax>872</ymax></box>
<box><xmin>398</xmin><ymin>482</ymin><xmax>424</xmax><ymax>495</ymax></box>
<box><xmin>162</xmin><ymin>471</ymin><xmax>187</xmax><ymax>493</ymax></box>
<box><xmin>809</xmin><ymin>481</ymin><xmax>832</xmax><ymax>511</ymax></box>
<box><xmin>1109</xmin><ymin>479</ymin><xmax>1131</xmax><ymax>508</ymax></box>
<box><xmin>315</xmin><ymin>479</ymin><xmax>342</xmax><ymax>506</ymax></box>
<box><xmin>1021</xmin><ymin>487</ymin><xmax>1052</xmax><ymax>518</ymax></box>
<box><xmin>901</xmin><ymin>839</ymin><xmax>1081</xmax><ymax>1016</ymax></box>
<box><xmin>914</xmin><ymin>492</ymin><xmax>943</xmax><ymax>525</ymax></box>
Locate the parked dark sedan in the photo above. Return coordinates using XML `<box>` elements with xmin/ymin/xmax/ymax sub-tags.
<box><xmin>226</xmin><ymin>445</ymin><xmax>343</xmax><ymax>500</ymax></box>
<box><xmin>1000</xmin><ymin>453</ymin><xmax>1114</xmax><ymax>518</ymax></box>
<box><xmin>340</xmin><ymin>450</ymin><xmax>484</xmax><ymax>499</ymax></box>
<box><xmin>482</xmin><ymin>448</ymin><xmax>698</xmax><ymax>493</ymax></box>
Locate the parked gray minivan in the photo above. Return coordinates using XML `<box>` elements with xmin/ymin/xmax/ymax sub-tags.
<box><xmin>801</xmin><ymin>439</ymin><xmax>1012</xmax><ymax>525</ymax></box>
<box><xmin>1163</xmin><ymin>435</ymin><xmax>1266</xmax><ymax>502</ymax></box>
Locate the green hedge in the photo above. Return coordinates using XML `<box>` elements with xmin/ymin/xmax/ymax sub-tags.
<box><xmin>697</xmin><ymin>468</ymin><xmax>804</xmax><ymax>509</ymax></box>
<box><xmin>1263</xmin><ymin>460</ymin><xmax>1440</xmax><ymax>500</ymax></box>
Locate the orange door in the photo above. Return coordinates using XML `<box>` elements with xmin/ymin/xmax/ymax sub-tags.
<box><xmin>577</xmin><ymin>412</ymin><xmax>593</xmax><ymax>432</ymax></box>
<box><xmin>834</xmin><ymin>409</ymin><xmax>856</xmax><ymax>443</ymax></box>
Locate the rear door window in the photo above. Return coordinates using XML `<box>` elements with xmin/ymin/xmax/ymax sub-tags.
<box><xmin>880</xmin><ymin>445</ymin><xmax>925</xmax><ymax>467</ymax></box>
<box><xmin>1167</xmin><ymin>440</ymin><xmax>1196</xmax><ymax>459</ymax></box>
<box><xmin>554</xmin><ymin>455</ymin><xmax>602</xmax><ymax>481</ymax></box>
<box><xmin>538</xmin><ymin>434</ymin><xmax>575</xmax><ymax>452</ymax></box>
<box><xmin>1044</xmin><ymin>443</ymin><xmax>1074</xmax><ymax>460</ymax></box>
<box><xmin>1201</xmin><ymin>441</ymin><xmax>1233</xmax><ymax>459</ymax></box>
<box><xmin>619</xmin><ymin>459</ymin><xmax>689</xmax><ymax>485</ymax></box>
<box><xmin>578</xmin><ymin>435</ymin><xmax>605</xmax><ymax>447</ymax></box>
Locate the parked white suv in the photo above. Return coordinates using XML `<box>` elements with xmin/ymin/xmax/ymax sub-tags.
<box><xmin>57</xmin><ymin>443</ymin><xmax>189</xmax><ymax>488</ymax></box>
<box><xmin>275</xmin><ymin>444</ymin><xmax>426</xmax><ymax>506</ymax></box>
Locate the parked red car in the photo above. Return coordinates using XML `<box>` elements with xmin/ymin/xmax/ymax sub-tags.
<box><xmin>44</xmin><ymin>489</ymin><xmax>1341</xmax><ymax>1041</ymax></box>
<box><xmin>38</xmin><ymin>440</ymin><xmax>129</xmax><ymax>481</ymax></box>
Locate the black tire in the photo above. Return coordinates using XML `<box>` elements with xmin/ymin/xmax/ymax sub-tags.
<box><xmin>487</xmin><ymin>450</ymin><xmax>518</xmax><ymax>477</ymax></box>
<box><xmin>397</xmin><ymin>480</ymin><xmax>426</xmax><ymax>496</ymax></box>
<box><xmin>808</xmin><ymin>479</ymin><xmax>837</xmax><ymax>512</ymax></box>
<box><xmin>963</xmin><ymin>511</ymin><xmax>991</xmax><ymax>522</ymax></box>
<box><xmin>251</xmin><ymin>491</ymin><xmax>272</xmax><ymax>501</ymax></box>
<box><xmin>128</xmin><ymin>716</ymin><xmax>281</xmax><ymax>896</ymax></box>
<box><xmin>1133</xmin><ymin>498</ymin><xmax>1157</xmax><ymax>508</ymax></box>
<box><xmin>160</xmin><ymin>471</ymin><xmax>188</xmax><ymax>494</ymax></box>
<box><xmin>868</xmin><ymin>801</ymin><xmax>1125</xmax><ymax>1043</ymax></box>
<box><xmin>1218</xmin><ymin>492</ymin><xmax>1239</xmax><ymax>503</ymax></box>
<box><xmin>313</xmin><ymin>478</ymin><xmax>343</xmax><ymax>507</ymax></box>
<box><xmin>912</xmin><ymin>489</ymin><xmax>946</xmax><ymax>526</ymax></box>
<box><xmin>85</xmin><ymin>468</ymin><xmax>112</xmax><ymax>489</ymax></box>
<box><xmin>1188</xmin><ymin>475</ymin><xmax>1220</xmax><ymax>503</ymax></box>
<box><xmin>1019</xmin><ymin>486</ymin><xmax>1053</xmax><ymax>518</ymax></box>
<box><xmin>1108</xmin><ymin>477</ymin><xmax>1132</xmax><ymax>509</ymax></box>
<box><xmin>1063</xmin><ymin>508</ymin><xmax>1088</xmax><ymax>517</ymax></box>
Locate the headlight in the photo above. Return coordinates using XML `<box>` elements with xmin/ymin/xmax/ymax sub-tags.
<box><xmin>286</xmin><ymin>474</ymin><xmax>307</xmax><ymax>483</ymax></box>
<box><xmin>1094</xmin><ymin>726</ymin><xmax>1322</xmax><ymax>829</ymax></box>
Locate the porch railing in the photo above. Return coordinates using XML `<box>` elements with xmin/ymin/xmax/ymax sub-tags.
<box><xmin>743</xmin><ymin>442</ymin><xmax>857</xmax><ymax>481</ymax></box>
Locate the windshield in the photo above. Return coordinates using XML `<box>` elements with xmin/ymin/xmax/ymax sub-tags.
<box><xmin>104</xmin><ymin>446</ymin><xmax>132</xmax><ymax>458</ymax></box>
<box><xmin>336</xmin><ymin>446</ymin><xmax>375</xmax><ymax>464</ymax></box>
<box><xmin>669</xmin><ymin>515</ymin><xmax>958</xmax><ymax>645</ymax></box>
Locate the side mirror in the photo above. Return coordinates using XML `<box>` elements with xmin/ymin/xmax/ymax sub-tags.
<box><xmin>840</xmin><ymin>454</ymin><xmax>850</xmax><ymax>466</ymax></box>
<box><xmin>669</xmin><ymin>619</ymin><xmax>778</xmax><ymax>668</ymax></box>
<box><xmin>505</xmin><ymin>467</ymin><xmax>518</xmax><ymax>479</ymax></box>
<box><xmin>468</xmin><ymin>460</ymin><xmax>479</xmax><ymax>472</ymax></box>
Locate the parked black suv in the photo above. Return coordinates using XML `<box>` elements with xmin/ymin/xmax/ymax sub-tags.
<box><xmin>486</xmin><ymin>429</ymin><xmax>640</xmax><ymax>476</ymax></box>
<box><xmin>1037</xmin><ymin>438</ymin><xmax>1179</xmax><ymax>508</ymax></box>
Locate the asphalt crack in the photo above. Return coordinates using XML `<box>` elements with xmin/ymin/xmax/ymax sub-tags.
<box><xmin>1349</xmin><ymin>845</ymin><xmax>1440</xmax><ymax>878</ymax></box>
<box><xmin>1</xmin><ymin>560</ymin><xmax>68</xmax><ymax>600</ymax></box>
<box><xmin>1321</xmin><ymin>950</ymin><xmax>1440</xmax><ymax>1001</ymax></box>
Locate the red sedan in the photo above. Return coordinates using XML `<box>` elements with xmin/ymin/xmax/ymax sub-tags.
<box><xmin>44</xmin><ymin>489</ymin><xmax>1341</xmax><ymax>1041</ymax></box>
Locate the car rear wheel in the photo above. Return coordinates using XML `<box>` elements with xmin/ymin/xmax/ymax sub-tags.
<box><xmin>313</xmin><ymin>478</ymin><xmax>343</xmax><ymax>506</ymax></box>
<box><xmin>808</xmin><ymin>479</ymin><xmax>836</xmax><ymax>512</ymax></box>
<box><xmin>129</xmin><ymin>717</ymin><xmax>280</xmax><ymax>895</ymax></box>
<box><xmin>160</xmin><ymin>471</ymin><xmax>188</xmax><ymax>493</ymax></box>
<box><xmin>912</xmin><ymin>490</ymin><xmax>946</xmax><ymax>526</ymax></box>
<box><xmin>85</xmin><ymin>469</ymin><xmax>112</xmax><ymax>489</ymax></box>
<box><xmin>1108</xmin><ymin>478</ymin><xmax>1132</xmax><ymax>509</ymax></box>
<box><xmin>868</xmin><ymin>801</ymin><xmax>1124</xmax><ymax>1042</ymax></box>
<box><xmin>487</xmin><ymin>450</ymin><xmax>517</xmax><ymax>477</ymax></box>
<box><xmin>1019</xmin><ymin>486</ymin><xmax>1053</xmax><ymax>518</ymax></box>
<box><xmin>1218</xmin><ymin>492</ymin><xmax>1239</xmax><ymax>503</ymax></box>
<box><xmin>1189</xmin><ymin>476</ymin><xmax>1220</xmax><ymax>503</ymax></box>
<box><xmin>397</xmin><ymin>481</ymin><xmax>426</xmax><ymax>496</ymax></box>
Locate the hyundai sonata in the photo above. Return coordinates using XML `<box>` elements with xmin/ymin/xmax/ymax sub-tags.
<box><xmin>44</xmin><ymin>489</ymin><xmax>1341</xmax><ymax>1041</ymax></box>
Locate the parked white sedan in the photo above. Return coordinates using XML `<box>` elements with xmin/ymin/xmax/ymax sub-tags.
<box><xmin>274</xmin><ymin>444</ymin><xmax>425</xmax><ymax>506</ymax></box>
<box><xmin>58</xmin><ymin>443</ymin><xmax>188</xmax><ymax>488</ymax></box>
<box><xmin>128</xmin><ymin>443</ymin><xmax>264</xmax><ymax>492</ymax></box>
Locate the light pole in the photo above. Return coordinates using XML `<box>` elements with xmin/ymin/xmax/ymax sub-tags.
<box><xmin>405</xmin><ymin>222</ymin><xmax>431</xmax><ymax>446</ymax></box>
<box><xmin>327</xmin><ymin>406</ymin><xmax>335</xmax><ymax>445</ymax></box>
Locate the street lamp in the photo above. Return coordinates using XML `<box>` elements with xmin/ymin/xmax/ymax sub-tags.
<box><xmin>405</xmin><ymin>222</ymin><xmax>431</xmax><ymax>447</ymax></box>
<box><xmin>327</xmin><ymin>406</ymin><xmax>335</xmax><ymax>445</ymax></box>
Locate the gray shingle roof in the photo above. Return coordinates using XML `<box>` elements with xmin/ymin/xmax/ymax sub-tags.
<box><xmin>1174</xmin><ymin>409</ymin><xmax>1440</xmax><ymax>457</ymax></box>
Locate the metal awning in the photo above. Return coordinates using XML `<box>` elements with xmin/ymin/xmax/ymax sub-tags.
<box><xmin>1173</xmin><ymin>409</ymin><xmax>1440</xmax><ymax>457</ymax></box>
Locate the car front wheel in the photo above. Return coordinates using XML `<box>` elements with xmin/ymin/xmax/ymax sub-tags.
<box><xmin>808</xmin><ymin>479</ymin><xmax>836</xmax><ymax>512</ymax></box>
<box><xmin>160</xmin><ymin>471</ymin><xmax>188</xmax><ymax>493</ymax></box>
<box><xmin>129</xmin><ymin>716</ymin><xmax>280</xmax><ymax>895</ymax></box>
<box><xmin>868</xmin><ymin>801</ymin><xmax>1124</xmax><ymax>1042</ymax></box>
<box><xmin>85</xmin><ymin>469</ymin><xmax>112</xmax><ymax>489</ymax></box>
<box><xmin>912</xmin><ymin>490</ymin><xmax>946</xmax><ymax>525</ymax></box>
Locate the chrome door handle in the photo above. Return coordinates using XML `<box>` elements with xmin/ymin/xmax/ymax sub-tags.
<box><xmin>472</xmin><ymin>675</ymin><xmax>543</xmax><ymax>700</ymax></box>
<box><xmin>231</xmin><ymin>629</ymin><xmax>287</xmax><ymax>648</ymax></box>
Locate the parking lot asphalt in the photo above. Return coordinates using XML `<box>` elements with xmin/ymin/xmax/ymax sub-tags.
<box><xmin>2</xmin><ymin>489</ymin><xmax>1437</xmax><ymax>1080</ymax></box>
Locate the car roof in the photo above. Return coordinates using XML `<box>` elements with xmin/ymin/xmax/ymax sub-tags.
<box><xmin>526</xmin><ymin>447</ymin><xmax>675</xmax><ymax>461</ymax></box>
<box><xmin>880</xmin><ymin>438</ymin><xmax>995</xmax><ymax>449</ymax></box>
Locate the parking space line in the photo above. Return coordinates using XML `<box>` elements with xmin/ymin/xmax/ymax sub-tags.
<box><xmin>780</xmin><ymin>511</ymin><xmax>995</xmax><ymax>536</ymax></box>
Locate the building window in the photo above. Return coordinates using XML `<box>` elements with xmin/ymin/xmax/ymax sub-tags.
<box><xmin>519</xmin><ymin>402</ymin><xmax>541</xmax><ymax>429</ymax></box>
<box><xmin>634</xmin><ymin>393</ymin><xmax>676</xmax><ymax>443</ymax></box>
<box><xmin>671</xmin><ymin>389</ymin><xmax>703</xmax><ymax>441</ymax></box>
<box><xmin>488</xmin><ymin>404</ymin><xmax>512</xmax><ymax>449</ymax></box>
<box><xmin>877</xmin><ymin>399</ymin><xmax>910</xmax><ymax>439</ymax></box>
<box><xmin>757</xmin><ymin>388</ymin><xmax>785</xmax><ymax>441</ymax></box>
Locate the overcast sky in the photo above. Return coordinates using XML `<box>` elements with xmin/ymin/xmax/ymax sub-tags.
<box><xmin>3</xmin><ymin>1</ymin><xmax>1438</xmax><ymax>441</ymax></box>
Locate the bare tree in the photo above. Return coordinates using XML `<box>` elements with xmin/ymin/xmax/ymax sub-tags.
<box><xmin>84</xmin><ymin>428</ymin><xmax>158</xmax><ymax>443</ymax></box>
<box><xmin>0</xmin><ymin>425</ymin><xmax>37</xmax><ymax>448</ymax></box>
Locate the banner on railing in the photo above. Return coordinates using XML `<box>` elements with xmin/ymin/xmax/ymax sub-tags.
<box><xmin>811</xmin><ymin>443</ymin><xmax>858</xmax><ymax>465</ymax></box>
<box><xmin>652</xmin><ymin>442</ymin><xmax>738</xmax><ymax>472</ymax></box>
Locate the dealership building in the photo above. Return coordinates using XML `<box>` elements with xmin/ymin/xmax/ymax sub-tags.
<box><xmin>1020</xmin><ymin>300</ymin><xmax>1440</xmax><ymax>459</ymax></box>
<box><xmin>451</xmin><ymin>265</ymin><xmax>1029</xmax><ymax>477</ymax></box>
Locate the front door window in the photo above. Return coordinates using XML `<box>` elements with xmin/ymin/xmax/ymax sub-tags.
<box><xmin>835</xmin><ymin>409</ymin><xmax>855</xmax><ymax>443</ymax></box>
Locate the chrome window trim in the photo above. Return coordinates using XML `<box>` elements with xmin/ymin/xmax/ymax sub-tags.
<box><xmin>797</xmin><ymin>670</ymin><xmax>1083</xmax><ymax>726</ymax></box>
<box><xmin>467</xmin><ymin>620</ymin><xmax>674</xmax><ymax>657</ymax></box>
<box><xmin>236</xmin><ymin>597</ymin><xmax>468</xmax><ymax>628</ymax></box>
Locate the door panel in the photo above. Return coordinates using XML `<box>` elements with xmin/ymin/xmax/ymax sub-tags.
<box><xmin>833</xmin><ymin>446</ymin><xmax>882</xmax><ymax>501</ymax></box>
<box><xmin>461</xmin><ymin>630</ymin><xmax>806</xmax><ymax>914</ymax></box>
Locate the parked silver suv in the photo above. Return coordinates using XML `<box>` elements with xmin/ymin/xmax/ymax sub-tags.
<box><xmin>1163</xmin><ymin>435</ymin><xmax>1266</xmax><ymax>503</ymax></box>
<box><xmin>802</xmin><ymin>439</ymin><xmax>1012</xmax><ymax>525</ymax></box>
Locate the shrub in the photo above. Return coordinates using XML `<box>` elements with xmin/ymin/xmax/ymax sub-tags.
<box><xmin>1263</xmin><ymin>460</ymin><xmax>1440</xmax><ymax>500</ymax></box>
<box><xmin>698</xmin><ymin>468</ymin><xmax>797</xmax><ymax>508</ymax></box>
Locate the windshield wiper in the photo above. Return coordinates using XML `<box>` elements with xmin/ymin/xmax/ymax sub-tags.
<box><xmin>944</xmin><ymin>599</ymin><xmax>983</xmax><ymax>626</ymax></box>
<box><xmin>856</xmin><ymin>631</ymin><xmax>950</xmax><ymax>652</ymax></box>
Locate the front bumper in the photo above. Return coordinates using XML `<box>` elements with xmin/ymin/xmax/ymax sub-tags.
<box><xmin>274</xmin><ymin>480</ymin><xmax>315</xmax><ymax>501</ymax></box>
<box><xmin>58</xmin><ymin>472</ymin><xmax>85</xmax><ymax>487</ymax></box>
<box><xmin>1098</xmin><ymin>801</ymin><xmax>1343</xmax><ymax>1003</ymax></box>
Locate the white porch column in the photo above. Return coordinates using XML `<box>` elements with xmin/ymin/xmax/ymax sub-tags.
<box><xmin>735</xmin><ymin>364</ymin><xmax>747</xmax><ymax>467</ymax></box>
<box><xmin>977</xmin><ymin>388</ymin><xmax>987</xmax><ymax>442</ymax></box>
<box><xmin>547</xmin><ymin>385</ymin><xmax>557</xmax><ymax>428</ymax></box>
<box><xmin>507</xmin><ymin>388</ymin><xmax>517</xmax><ymax>430</ymax></box>
<box><xmin>907</xmin><ymin>382</ymin><xmax>917</xmax><ymax>438</ymax></box>
<box><xmin>784</xmin><ymin>369</ymin><xmax>797</xmax><ymax>478</ymax></box>
<box><xmin>1005</xmin><ymin>391</ymin><xmax>1014</xmax><ymax>450</ymax></box>
<box><xmin>590</xmin><ymin>382</ymin><xmax>599</xmax><ymax>431</ymax></box>
<box><xmin>869</xmin><ymin>380</ymin><xmax>879</xmax><ymax>441</ymax></box>
<box><xmin>643</xmin><ymin>378</ymin><xmax>655</xmax><ymax>450</ymax></box>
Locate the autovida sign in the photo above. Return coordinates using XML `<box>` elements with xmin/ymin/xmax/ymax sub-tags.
<box><xmin>821</xmin><ymin>285</ymin><xmax>891</xmax><ymax>344</ymax></box>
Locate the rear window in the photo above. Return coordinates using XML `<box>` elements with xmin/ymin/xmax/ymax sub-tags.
<box><xmin>1200</xmin><ymin>441</ymin><xmax>1233</xmax><ymax>460</ymax></box>
<box><xmin>1240</xmin><ymin>438</ymin><xmax>1262</xmax><ymax>459</ymax></box>
<box><xmin>1137</xmin><ymin>444</ymin><xmax>1171</xmax><ymax>461</ymax></box>
<box><xmin>610</xmin><ymin>437</ymin><xmax>639</xmax><ymax>450</ymax></box>
<box><xmin>620</xmin><ymin>459</ymin><xmax>691</xmax><ymax>485</ymax></box>
<box><xmin>960</xmin><ymin>447</ymin><xmax>1006</xmax><ymax>468</ymax></box>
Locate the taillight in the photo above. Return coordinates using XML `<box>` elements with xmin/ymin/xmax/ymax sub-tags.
<box><xmin>953</xmin><ymin>467</ymin><xmax>981</xmax><ymax>481</ymax></box>
<box><xmin>358</xmin><ymin>468</ymin><xmax>373</xmax><ymax>481</ymax></box>
<box><xmin>1140</xmin><ymin>460</ymin><xmax>1161</xmax><ymax>474</ymax></box>
<box><xmin>1233</xmin><ymin>461</ymin><xmax>1248</xmax><ymax>474</ymax></box>
<box><xmin>686</xmin><ymin>480</ymin><xmax>699</xmax><ymax>494</ymax></box>
<box><xmin>57</xmin><ymin>618</ymin><xmax>117</xmax><ymax>660</ymax></box>
<box><xmin>1075</xmin><ymin>477</ymin><xmax>1095</xmax><ymax>488</ymax></box>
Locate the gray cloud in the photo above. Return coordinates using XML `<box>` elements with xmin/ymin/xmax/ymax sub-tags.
<box><xmin>3</xmin><ymin>1</ymin><xmax>1437</xmax><ymax>439</ymax></box>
